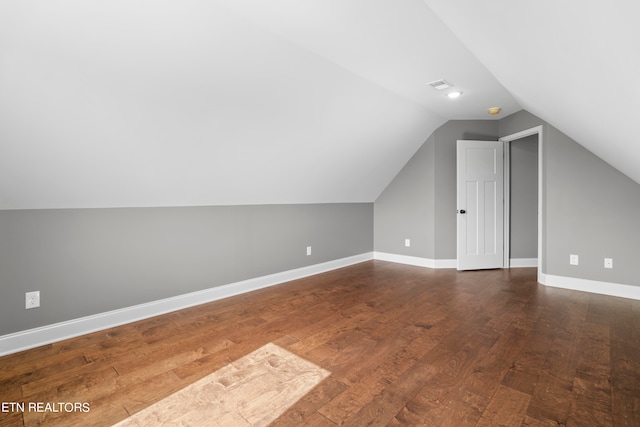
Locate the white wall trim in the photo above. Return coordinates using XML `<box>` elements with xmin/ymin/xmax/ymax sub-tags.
<box><xmin>540</xmin><ymin>273</ymin><xmax>640</xmax><ymax>301</ymax></box>
<box><xmin>374</xmin><ymin>252</ymin><xmax>456</xmax><ymax>269</ymax></box>
<box><xmin>0</xmin><ymin>252</ymin><xmax>374</xmax><ymax>356</ymax></box>
<box><xmin>9</xmin><ymin>251</ymin><xmax>636</xmax><ymax>356</ymax></box>
<box><xmin>509</xmin><ymin>258</ymin><xmax>538</xmax><ymax>268</ymax></box>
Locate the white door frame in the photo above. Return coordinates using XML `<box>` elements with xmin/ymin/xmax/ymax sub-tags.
<box><xmin>499</xmin><ymin>126</ymin><xmax>543</xmax><ymax>283</ymax></box>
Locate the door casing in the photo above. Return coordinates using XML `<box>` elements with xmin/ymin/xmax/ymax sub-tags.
<box><xmin>500</xmin><ymin>126</ymin><xmax>543</xmax><ymax>283</ymax></box>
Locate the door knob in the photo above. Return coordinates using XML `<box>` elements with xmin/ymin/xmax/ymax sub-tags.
<box><xmin>458</xmin><ymin>209</ymin><xmax>466</xmax><ymax>214</ymax></box>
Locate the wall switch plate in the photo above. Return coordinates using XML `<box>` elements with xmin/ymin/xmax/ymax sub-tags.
<box><xmin>25</xmin><ymin>291</ymin><xmax>40</xmax><ymax>309</ymax></box>
<box><xmin>570</xmin><ymin>254</ymin><xmax>579</xmax><ymax>265</ymax></box>
<box><xmin>306</xmin><ymin>246</ymin><xmax>312</xmax><ymax>256</ymax></box>
<box><xmin>604</xmin><ymin>258</ymin><xmax>613</xmax><ymax>269</ymax></box>
<box><xmin>405</xmin><ymin>239</ymin><xmax>411</xmax><ymax>247</ymax></box>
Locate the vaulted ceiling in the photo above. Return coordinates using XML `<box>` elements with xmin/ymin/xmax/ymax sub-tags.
<box><xmin>1</xmin><ymin>1</ymin><xmax>637</xmax><ymax>209</ymax></box>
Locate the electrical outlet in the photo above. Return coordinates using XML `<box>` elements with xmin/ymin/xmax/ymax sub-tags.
<box><xmin>405</xmin><ymin>239</ymin><xmax>411</xmax><ymax>247</ymax></box>
<box><xmin>306</xmin><ymin>246</ymin><xmax>312</xmax><ymax>256</ymax></box>
<box><xmin>25</xmin><ymin>291</ymin><xmax>40</xmax><ymax>309</ymax></box>
<box><xmin>604</xmin><ymin>258</ymin><xmax>613</xmax><ymax>269</ymax></box>
<box><xmin>569</xmin><ymin>254</ymin><xmax>579</xmax><ymax>265</ymax></box>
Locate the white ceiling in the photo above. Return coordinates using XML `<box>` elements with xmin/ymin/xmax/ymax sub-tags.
<box><xmin>424</xmin><ymin>0</ymin><xmax>640</xmax><ymax>185</ymax></box>
<box><xmin>0</xmin><ymin>0</ymin><xmax>637</xmax><ymax>209</ymax></box>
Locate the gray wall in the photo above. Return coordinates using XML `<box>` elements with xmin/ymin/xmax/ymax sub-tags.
<box><xmin>374</xmin><ymin>120</ymin><xmax>499</xmax><ymax>259</ymax></box>
<box><xmin>374</xmin><ymin>133</ymin><xmax>436</xmax><ymax>258</ymax></box>
<box><xmin>0</xmin><ymin>203</ymin><xmax>373</xmax><ymax>335</ymax></box>
<box><xmin>500</xmin><ymin>110</ymin><xmax>640</xmax><ymax>286</ymax></box>
<box><xmin>509</xmin><ymin>135</ymin><xmax>538</xmax><ymax>259</ymax></box>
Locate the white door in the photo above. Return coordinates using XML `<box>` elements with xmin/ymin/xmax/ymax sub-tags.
<box><xmin>457</xmin><ymin>140</ymin><xmax>504</xmax><ymax>270</ymax></box>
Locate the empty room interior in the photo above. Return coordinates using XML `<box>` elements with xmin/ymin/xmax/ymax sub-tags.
<box><xmin>2</xmin><ymin>1</ymin><xmax>640</xmax><ymax>426</ymax></box>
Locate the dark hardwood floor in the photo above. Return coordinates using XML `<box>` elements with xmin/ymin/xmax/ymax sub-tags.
<box><xmin>1</xmin><ymin>260</ymin><xmax>639</xmax><ymax>426</ymax></box>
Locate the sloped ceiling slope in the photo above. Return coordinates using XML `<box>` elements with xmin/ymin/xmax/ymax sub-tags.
<box><xmin>0</xmin><ymin>0</ymin><xmax>518</xmax><ymax>209</ymax></box>
<box><xmin>424</xmin><ymin>0</ymin><xmax>640</xmax><ymax>185</ymax></box>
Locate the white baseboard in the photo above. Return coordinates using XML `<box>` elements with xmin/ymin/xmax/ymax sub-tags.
<box><xmin>7</xmin><ymin>253</ymin><xmax>635</xmax><ymax>357</ymax></box>
<box><xmin>374</xmin><ymin>254</ymin><xmax>640</xmax><ymax>301</ymax></box>
<box><xmin>539</xmin><ymin>273</ymin><xmax>640</xmax><ymax>301</ymax></box>
<box><xmin>0</xmin><ymin>252</ymin><xmax>374</xmax><ymax>357</ymax></box>
<box><xmin>509</xmin><ymin>258</ymin><xmax>538</xmax><ymax>268</ymax></box>
<box><xmin>373</xmin><ymin>252</ymin><xmax>456</xmax><ymax>269</ymax></box>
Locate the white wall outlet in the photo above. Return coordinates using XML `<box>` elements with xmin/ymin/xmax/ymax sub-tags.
<box><xmin>25</xmin><ymin>291</ymin><xmax>40</xmax><ymax>309</ymax></box>
<box><xmin>405</xmin><ymin>239</ymin><xmax>411</xmax><ymax>247</ymax></box>
<box><xmin>306</xmin><ymin>246</ymin><xmax>312</xmax><ymax>256</ymax></box>
<box><xmin>604</xmin><ymin>258</ymin><xmax>613</xmax><ymax>269</ymax></box>
<box><xmin>570</xmin><ymin>254</ymin><xmax>579</xmax><ymax>265</ymax></box>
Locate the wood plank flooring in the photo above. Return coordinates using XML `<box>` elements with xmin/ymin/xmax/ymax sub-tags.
<box><xmin>1</xmin><ymin>260</ymin><xmax>640</xmax><ymax>426</ymax></box>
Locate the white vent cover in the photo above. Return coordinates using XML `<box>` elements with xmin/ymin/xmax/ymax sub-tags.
<box><xmin>427</xmin><ymin>79</ymin><xmax>451</xmax><ymax>90</ymax></box>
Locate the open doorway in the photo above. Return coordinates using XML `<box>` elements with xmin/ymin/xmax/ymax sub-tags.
<box><xmin>508</xmin><ymin>135</ymin><xmax>538</xmax><ymax>265</ymax></box>
<box><xmin>500</xmin><ymin>126</ymin><xmax>543</xmax><ymax>282</ymax></box>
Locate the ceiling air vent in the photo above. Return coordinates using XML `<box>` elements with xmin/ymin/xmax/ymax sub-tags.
<box><xmin>427</xmin><ymin>79</ymin><xmax>451</xmax><ymax>90</ymax></box>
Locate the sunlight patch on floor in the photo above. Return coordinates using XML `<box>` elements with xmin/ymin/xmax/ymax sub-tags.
<box><xmin>113</xmin><ymin>343</ymin><xmax>330</xmax><ymax>426</ymax></box>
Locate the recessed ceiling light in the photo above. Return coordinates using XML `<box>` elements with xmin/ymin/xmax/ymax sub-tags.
<box><xmin>447</xmin><ymin>91</ymin><xmax>462</xmax><ymax>99</ymax></box>
<box><xmin>488</xmin><ymin>107</ymin><xmax>502</xmax><ymax>115</ymax></box>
